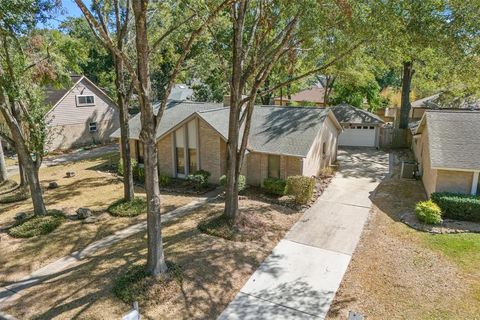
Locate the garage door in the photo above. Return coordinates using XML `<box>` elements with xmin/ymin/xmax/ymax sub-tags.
<box><xmin>338</xmin><ymin>125</ymin><xmax>377</xmax><ymax>147</ymax></box>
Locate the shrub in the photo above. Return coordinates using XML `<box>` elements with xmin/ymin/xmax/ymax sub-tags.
<box><xmin>113</xmin><ymin>262</ymin><xmax>182</xmax><ymax>304</ymax></box>
<box><xmin>219</xmin><ymin>174</ymin><xmax>247</xmax><ymax>192</ymax></box>
<box><xmin>8</xmin><ymin>210</ymin><xmax>65</xmax><ymax>238</ymax></box>
<box><xmin>0</xmin><ymin>187</ymin><xmax>29</xmax><ymax>204</ymax></box>
<box><xmin>262</xmin><ymin>178</ymin><xmax>286</xmax><ymax>196</ymax></box>
<box><xmin>159</xmin><ymin>172</ymin><xmax>171</xmax><ymax>187</ymax></box>
<box><xmin>414</xmin><ymin>200</ymin><xmax>443</xmax><ymax>224</ymax></box>
<box><xmin>117</xmin><ymin>159</ymin><xmax>124</xmax><ymax>176</ymax></box>
<box><xmin>133</xmin><ymin>164</ymin><xmax>145</xmax><ymax>183</ymax></box>
<box><xmin>108</xmin><ymin>198</ymin><xmax>147</xmax><ymax>217</ymax></box>
<box><xmin>431</xmin><ymin>192</ymin><xmax>480</xmax><ymax>222</ymax></box>
<box><xmin>186</xmin><ymin>170</ymin><xmax>211</xmax><ymax>190</ymax></box>
<box><xmin>285</xmin><ymin>176</ymin><xmax>316</xmax><ymax>204</ymax></box>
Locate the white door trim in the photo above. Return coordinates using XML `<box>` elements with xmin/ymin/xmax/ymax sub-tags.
<box><xmin>471</xmin><ymin>171</ymin><xmax>479</xmax><ymax>195</ymax></box>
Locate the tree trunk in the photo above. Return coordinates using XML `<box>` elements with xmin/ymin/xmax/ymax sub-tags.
<box><xmin>132</xmin><ymin>0</ymin><xmax>168</xmax><ymax>276</ymax></box>
<box><xmin>0</xmin><ymin>139</ymin><xmax>7</xmax><ymax>182</ymax></box>
<box><xmin>399</xmin><ymin>61</ymin><xmax>414</xmax><ymax>129</ymax></box>
<box><xmin>18</xmin><ymin>158</ymin><xmax>28</xmax><ymax>187</ymax></box>
<box><xmin>224</xmin><ymin>106</ymin><xmax>240</xmax><ymax>222</ymax></box>
<box><xmin>115</xmin><ymin>58</ymin><xmax>134</xmax><ymax>202</ymax></box>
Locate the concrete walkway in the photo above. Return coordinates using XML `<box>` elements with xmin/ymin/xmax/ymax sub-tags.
<box><xmin>6</xmin><ymin>144</ymin><xmax>118</xmax><ymax>177</ymax></box>
<box><xmin>0</xmin><ymin>195</ymin><xmax>213</xmax><ymax>308</ymax></box>
<box><xmin>219</xmin><ymin>148</ymin><xmax>389</xmax><ymax>319</ymax></box>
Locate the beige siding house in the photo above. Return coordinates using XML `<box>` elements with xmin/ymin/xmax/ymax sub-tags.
<box><xmin>115</xmin><ymin>102</ymin><xmax>342</xmax><ymax>186</ymax></box>
<box><xmin>44</xmin><ymin>75</ymin><xmax>119</xmax><ymax>151</ymax></box>
<box><xmin>413</xmin><ymin>110</ymin><xmax>480</xmax><ymax>196</ymax></box>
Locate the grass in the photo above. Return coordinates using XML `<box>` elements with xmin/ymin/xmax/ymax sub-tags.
<box><xmin>0</xmin><ymin>154</ymin><xmax>196</xmax><ymax>284</ymax></box>
<box><xmin>108</xmin><ymin>197</ymin><xmax>148</xmax><ymax>217</ymax></box>
<box><xmin>420</xmin><ymin>233</ymin><xmax>480</xmax><ymax>273</ymax></box>
<box><xmin>0</xmin><ymin>186</ymin><xmax>29</xmax><ymax>203</ymax></box>
<box><xmin>8</xmin><ymin>210</ymin><xmax>65</xmax><ymax>238</ymax></box>
<box><xmin>0</xmin><ymin>179</ymin><xmax>18</xmax><ymax>194</ymax></box>
<box><xmin>2</xmin><ymin>200</ymin><xmax>301</xmax><ymax>319</ymax></box>
<box><xmin>113</xmin><ymin>262</ymin><xmax>182</xmax><ymax>304</ymax></box>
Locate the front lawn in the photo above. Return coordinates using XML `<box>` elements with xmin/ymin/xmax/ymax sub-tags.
<box><xmin>0</xmin><ymin>153</ymin><xmax>196</xmax><ymax>284</ymax></box>
<box><xmin>327</xmin><ymin>150</ymin><xmax>480</xmax><ymax>319</ymax></box>
<box><xmin>2</xmin><ymin>199</ymin><xmax>303</xmax><ymax>319</ymax></box>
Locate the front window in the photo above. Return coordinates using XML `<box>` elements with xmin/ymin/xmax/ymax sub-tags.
<box><xmin>176</xmin><ymin>147</ymin><xmax>185</xmax><ymax>174</ymax></box>
<box><xmin>188</xmin><ymin>148</ymin><xmax>197</xmax><ymax>173</ymax></box>
<box><xmin>88</xmin><ymin>122</ymin><xmax>97</xmax><ymax>132</ymax></box>
<box><xmin>76</xmin><ymin>95</ymin><xmax>95</xmax><ymax>106</ymax></box>
<box><xmin>268</xmin><ymin>155</ymin><xmax>280</xmax><ymax>179</ymax></box>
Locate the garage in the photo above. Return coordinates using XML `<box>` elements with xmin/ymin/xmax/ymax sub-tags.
<box><xmin>330</xmin><ymin>104</ymin><xmax>384</xmax><ymax>148</ymax></box>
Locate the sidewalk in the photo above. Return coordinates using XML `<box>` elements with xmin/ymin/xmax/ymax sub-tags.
<box><xmin>219</xmin><ymin>149</ymin><xmax>389</xmax><ymax>319</ymax></box>
<box><xmin>0</xmin><ymin>195</ymin><xmax>212</xmax><ymax>309</ymax></box>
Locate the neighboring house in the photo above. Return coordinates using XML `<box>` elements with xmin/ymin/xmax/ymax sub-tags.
<box><xmin>273</xmin><ymin>86</ymin><xmax>326</xmax><ymax>107</ymax></box>
<box><xmin>330</xmin><ymin>104</ymin><xmax>384</xmax><ymax>148</ymax></box>
<box><xmin>412</xmin><ymin>110</ymin><xmax>480</xmax><ymax>196</ymax></box>
<box><xmin>44</xmin><ymin>75</ymin><xmax>119</xmax><ymax>151</ymax></box>
<box><xmin>112</xmin><ymin>101</ymin><xmax>342</xmax><ymax>185</ymax></box>
<box><xmin>169</xmin><ymin>84</ymin><xmax>194</xmax><ymax>100</ymax></box>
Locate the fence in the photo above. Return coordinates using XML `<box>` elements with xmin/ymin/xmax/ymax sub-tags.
<box><xmin>379</xmin><ymin>127</ymin><xmax>410</xmax><ymax>148</ymax></box>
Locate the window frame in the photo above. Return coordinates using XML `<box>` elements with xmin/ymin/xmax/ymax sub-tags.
<box><xmin>88</xmin><ymin>122</ymin><xmax>97</xmax><ymax>132</ymax></box>
<box><xmin>76</xmin><ymin>95</ymin><xmax>95</xmax><ymax>106</ymax></box>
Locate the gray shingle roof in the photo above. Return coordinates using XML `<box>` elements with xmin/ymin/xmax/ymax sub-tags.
<box><xmin>421</xmin><ymin>111</ymin><xmax>480</xmax><ymax>170</ymax></box>
<box><xmin>330</xmin><ymin>104</ymin><xmax>384</xmax><ymax>125</ymax></box>
<box><xmin>113</xmin><ymin>103</ymin><xmax>337</xmax><ymax>157</ymax></box>
<box><xmin>111</xmin><ymin>100</ymin><xmax>223</xmax><ymax>139</ymax></box>
<box><xmin>44</xmin><ymin>74</ymin><xmax>82</xmax><ymax>106</ymax></box>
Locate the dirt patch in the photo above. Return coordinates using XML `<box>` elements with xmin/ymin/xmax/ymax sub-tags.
<box><xmin>0</xmin><ymin>154</ymin><xmax>197</xmax><ymax>284</ymax></box>
<box><xmin>327</xmin><ymin>149</ymin><xmax>480</xmax><ymax>319</ymax></box>
<box><xmin>2</xmin><ymin>199</ymin><xmax>303</xmax><ymax>319</ymax></box>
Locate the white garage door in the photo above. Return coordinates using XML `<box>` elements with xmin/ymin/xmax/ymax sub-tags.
<box><xmin>338</xmin><ymin>125</ymin><xmax>377</xmax><ymax>147</ymax></box>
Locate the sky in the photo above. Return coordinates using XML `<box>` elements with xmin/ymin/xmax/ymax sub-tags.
<box><xmin>42</xmin><ymin>0</ymin><xmax>91</xmax><ymax>28</ymax></box>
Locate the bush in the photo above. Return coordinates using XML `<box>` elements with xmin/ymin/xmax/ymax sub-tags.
<box><xmin>414</xmin><ymin>200</ymin><xmax>443</xmax><ymax>224</ymax></box>
<box><xmin>159</xmin><ymin>172</ymin><xmax>171</xmax><ymax>187</ymax></box>
<box><xmin>113</xmin><ymin>262</ymin><xmax>182</xmax><ymax>304</ymax></box>
<box><xmin>117</xmin><ymin>159</ymin><xmax>124</xmax><ymax>176</ymax></box>
<box><xmin>219</xmin><ymin>174</ymin><xmax>247</xmax><ymax>192</ymax></box>
<box><xmin>108</xmin><ymin>198</ymin><xmax>148</xmax><ymax>217</ymax></box>
<box><xmin>186</xmin><ymin>170</ymin><xmax>211</xmax><ymax>190</ymax></box>
<box><xmin>431</xmin><ymin>192</ymin><xmax>480</xmax><ymax>222</ymax></box>
<box><xmin>285</xmin><ymin>176</ymin><xmax>316</xmax><ymax>204</ymax></box>
<box><xmin>0</xmin><ymin>187</ymin><xmax>29</xmax><ymax>204</ymax></box>
<box><xmin>133</xmin><ymin>164</ymin><xmax>145</xmax><ymax>183</ymax></box>
<box><xmin>8</xmin><ymin>210</ymin><xmax>65</xmax><ymax>238</ymax></box>
<box><xmin>262</xmin><ymin>178</ymin><xmax>286</xmax><ymax>195</ymax></box>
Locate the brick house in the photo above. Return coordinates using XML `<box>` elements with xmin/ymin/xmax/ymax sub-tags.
<box><xmin>112</xmin><ymin>101</ymin><xmax>342</xmax><ymax>185</ymax></box>
<box><xmin>44</xmin><ymin>75</ymin><xmax>119</xmax><ymax>151</ymax></box>
<box><xmin>412</xmin><ymin>110</ymin><xmax>480</xmax><ymax>196</ymax></box>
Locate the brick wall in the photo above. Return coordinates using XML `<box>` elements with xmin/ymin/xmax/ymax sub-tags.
<box><xmin>157</xmin><ymin>134</ymin><xmax>174</xmax><ymax>176</ymax></box>
<box><xmin>198</xmin><ymin>119</ymin><xmax>223</xmax><ymax>182</ymax></box>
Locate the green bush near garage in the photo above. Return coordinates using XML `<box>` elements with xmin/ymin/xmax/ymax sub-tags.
<box><xmin>431</xmin><ymin>192</ymin><xmax>480</xmax><ymax>222</ymax></box>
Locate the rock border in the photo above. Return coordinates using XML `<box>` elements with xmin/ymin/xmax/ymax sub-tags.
<box><xmin>400</xmin><ymin>211</ymin><xmax>480</xmax><ymax>234</ymax></box>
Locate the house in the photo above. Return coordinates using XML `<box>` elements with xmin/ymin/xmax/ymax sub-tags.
<box><xmin>44</xmin><ymin>75</ymin><xmax>119</xmax><ymax>151</ymax></box>
<box><xmin>330</xmin><ymin>104</ymin><xmax>384</xmax><ymax>148</ymax></box>
<box><xmin>273</xmin><ymin>86</ymin><xmax>326</xmax><ymax>107</ymax></box>
<box><xmin>112</xmin><ymin>101</ymin><xmax>342</xmax><ymax>185</ymax></box>
<box><xmin>412</xmin><ymin>110</ymin><xmax>480</xmax><ymax>196</ymax></box>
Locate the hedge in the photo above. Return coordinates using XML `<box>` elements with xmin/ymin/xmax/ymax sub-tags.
<box><xmin>186</xmin><ymin>170</ymin><xmax>211</xmax><ymax>190</ymax></box>
<box><xmin>414</xmin><ymin>200</ymin><xmax>442</xmax><ymax>224</ymax></box>
<box><xmin>285</xmin><ymin>176</ymin><xmax>316</xmax><ymax>204</ymax></box>
<box><xmin>431</xmin><ymin>192</ymin><xmax>480</xmax><ymax>222</ymax></box>
<box><xmin>262</xmin><ymin>178</ymin><xmax>286</xmax><ymax>195</ymax></box>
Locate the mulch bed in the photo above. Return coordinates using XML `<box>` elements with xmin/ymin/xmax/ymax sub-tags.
<box><xmin>400</xmin><ymin>211</ymin><xmax>480</xmax><ymax>234</ymax></box>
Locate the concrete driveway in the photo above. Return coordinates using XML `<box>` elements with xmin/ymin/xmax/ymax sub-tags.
<box><xmin>219</xmin><ymin>148</ymin><xmax>389</xmax><ymax>320</ymax></box>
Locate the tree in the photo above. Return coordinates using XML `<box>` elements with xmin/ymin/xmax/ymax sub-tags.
<box><xmin>0</xmin><ymin>139</ymin><xmax>6</xmax><ymax>182</ymax></box>
<box><xmin>77</xmin><ymin>1</ymin><xmax>136</xmax><ymax>202</ymax></box>
<box><xmin>221</xmin><ymin>0</ymin><xmax>374</xmax><ymax>222</ymax></box>
<box><xmin>75</xmin><ymin>0</ymin><xmax>231</xmax><ymax>276</ymax></box>
<box><xmin>0</xmin><ymin>0</ymin><xmax>84</xmax><ymax>215</ymax></box>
